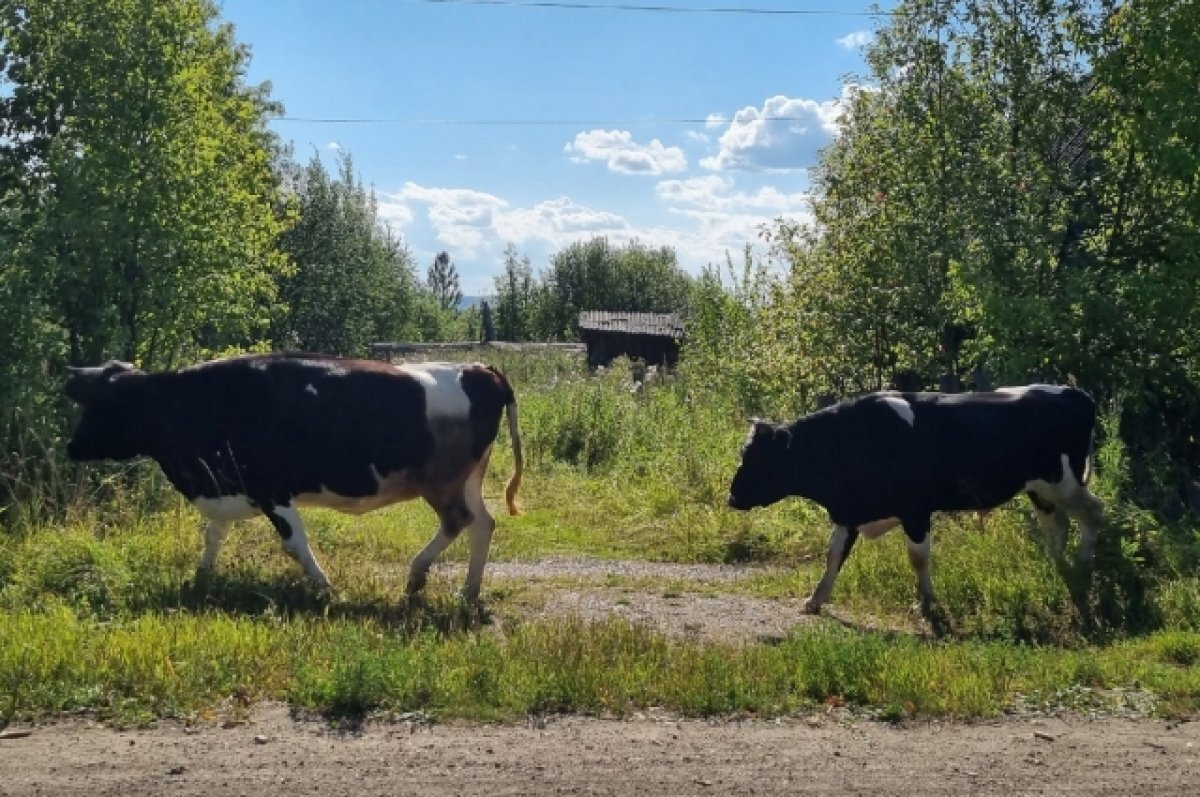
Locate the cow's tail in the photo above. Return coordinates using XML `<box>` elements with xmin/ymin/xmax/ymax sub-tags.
<box><xmin>490</xmin><ymin>367</ymin><xmax>523</xmax><ymax>516</ymax></box>
<box><xmin>504</xmin><ymin>399</ymin><xmax>523</xmax><ymax>515</ymax></box>
<box><xmin>1074</xmin><ymin>386</ymin><xmax>1098</xmax><ymax>486</ymax></box>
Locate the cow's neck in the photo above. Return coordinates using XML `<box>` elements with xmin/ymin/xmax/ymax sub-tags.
<box><xmin>782</xmin><ymin>417</ymin><xmax>838</xmax><ymax>507</ymax></box>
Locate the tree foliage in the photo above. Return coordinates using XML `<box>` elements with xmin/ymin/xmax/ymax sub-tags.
<box><xmin>537</xmin><ymin>238</ymin><xmax>692</xmax><ymax>340</ymax></box>
<box><xmin>493</xmin><ymin>243</ymin><xmax>538</xmax><ymax>341</ymax></box>
<box><xmin>0</xmin><ymin>0</ymin><xmax>288</xmax><ymax>369</ymax></box>
<box><xmin>273</xmin><ymin>152</ymin><xmax>420</xmax><ymax>355</ymax></box>
<box><xmin>426</xmin><ymin>251</ymin><xmax>463</xmax><ymax>312</ymax></box>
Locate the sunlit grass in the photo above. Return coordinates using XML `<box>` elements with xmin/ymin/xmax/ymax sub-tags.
<box><xmin>2</xmin><ymin>606</ymin><xmax>1198</xmax><ymax>726</ymax></box>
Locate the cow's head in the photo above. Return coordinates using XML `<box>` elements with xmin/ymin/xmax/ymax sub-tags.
<box><xmin>727</xmin><ymin>420</ymin><xmax>794</xmax><ymax>510</ymax></box>
<box><xmin>64</xmin><ymin>360</ymin><xmax>151</xmax><ymax>461</ymax></box>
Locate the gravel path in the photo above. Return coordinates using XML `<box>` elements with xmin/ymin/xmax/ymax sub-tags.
<box><xmin>2</xmin><ymin>707</ymin><xmax>1196</xmax><ymax>796</ymax></box>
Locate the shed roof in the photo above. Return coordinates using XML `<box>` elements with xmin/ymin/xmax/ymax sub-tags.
<box><xmin>577</xmin><ymin>311</ymin><xmax>684</xmax><ymax>338</ymax></box>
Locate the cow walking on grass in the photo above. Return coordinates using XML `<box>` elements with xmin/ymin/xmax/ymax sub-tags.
<box><xmin>64</xmin><ymin>353</ymin><xmax>523</xmax><ymax>603</ymax></box>
<box><xmin>726</xmin><ymin>385</ymin><xmax>1103</xmax><ymax>630</ymax></box>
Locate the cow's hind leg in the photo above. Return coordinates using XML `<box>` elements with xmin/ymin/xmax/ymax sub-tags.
<box><xmin>804</xmin><ymin>525</ymin><xmax>859</xmax><ymax>614</ymax></box>
<box><xmin>264</xmin><ymin>504</ymin><xmax>331</xmax><ymax>591</ymax></box>
<box><xmin>1064</xmin><ymin>488</ymin><xmax>1104</xmax><ymax>567</ymax></box>
<box><xmin>461</xmin><ymin>453</ymin><xmax>496</xmax><ymax>604</ymax></box>
<box><xmin>1027</xmin><ymin>490</ymin><xmax>1070</xmax><ymax>559</ymax></box>
<box><xmin>406</xmin><ymin>493</ymin><xmax>472</xmax><ymax>598</ymax></box>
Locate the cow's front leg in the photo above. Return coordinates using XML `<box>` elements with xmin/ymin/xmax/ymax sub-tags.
<box><xmin>804</xmin><ymin>524</ymin><xmax>859</xmax><ymax>614</ymax></box>
<box><xmin>902</xmin><ymin>515</ymin><xmax>947</xmax><ymax>635</ymax></box>
<box><xmin>264</xmin><ymin>504</ymin><xmax>331</xmax><ymax>591</ymax></box>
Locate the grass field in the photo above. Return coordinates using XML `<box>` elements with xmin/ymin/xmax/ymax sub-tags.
<box><xmin>2</xmin><ymin>353</ymin><xmax>1199</xmax><ymax>727</ymax></box>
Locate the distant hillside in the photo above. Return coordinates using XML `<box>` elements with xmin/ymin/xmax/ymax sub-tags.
<box><xmin>457</xmin><ymin>295</ymin><xmax>491</xmax><ymax>311</ymax></box>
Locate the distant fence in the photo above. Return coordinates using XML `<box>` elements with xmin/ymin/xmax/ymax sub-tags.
<box><xmin>370</xmin><ymin>341</ymin><xmax>586</xmax><ymax>362</ymax></box>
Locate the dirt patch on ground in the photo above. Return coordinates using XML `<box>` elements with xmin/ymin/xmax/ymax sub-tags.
<box><xmin>2</xmin><ymin>706</ymin><xmax>1196</xmax><ymax>796</ymax></box>
<box><xmin>529</xmin><ymin>588</ymin><xmax>818</xmax><ymax>644</ymax></box>
<box><xmin>439</xmin><ymin>556</ymin><xmax>791</xmax><ymax>585</ymax></box>
<box><xmin>433</xmin><ymin>558</ymin><xmax>899</xmax><ymax>644</ymax></box>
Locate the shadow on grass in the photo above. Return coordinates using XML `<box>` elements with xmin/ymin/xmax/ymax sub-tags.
<box><xmin>144</xmin><ymin>571</ymin><xmax>493</xmax><ymax>635</ymax></box>
<box><xmin>1057</xmin><ymin>525</ymin><xmax>1163</xmax><ymax>644</ymax></box>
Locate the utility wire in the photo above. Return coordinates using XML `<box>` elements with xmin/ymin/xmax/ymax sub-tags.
<box><xmin>409</xmin><ymin>0</ymin><xmax>890</xmax><ymax>16</ymax></box>
<box><xmin>274</xmin><ymin>115</ymin><xmax>834</xmax><ymax>125</ymax></box>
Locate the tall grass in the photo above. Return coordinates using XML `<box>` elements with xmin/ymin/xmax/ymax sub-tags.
<box><xmin>1</xmin><ymin>607</ymin><xmax>1197</xmax><ymax>725</ymax></box>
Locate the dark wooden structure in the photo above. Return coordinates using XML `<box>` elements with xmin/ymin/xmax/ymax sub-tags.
<box><xmin>577</xmin><ymin>311</ymin><xmax>684</xmax><ymax>369</ymax></box>
<box><xmin>370</xmin><ymin>340</ymin><xmax>584</xmax><ymax>363</ymax></box>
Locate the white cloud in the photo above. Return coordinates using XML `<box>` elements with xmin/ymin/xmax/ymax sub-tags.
<box><xmin>454</xmin><ymin>153</ymin><xmax>467</xmax><ymax>161</ymax></box>
<box><xmin>380</xmin><ymin>184</ymin><xmax>632</xmax><ymax>259</ymax></box>
<box><xmin>655</xmin><ymin>176</ymin><xmax>811</xmax><ymax>215</ymax></box>
<box><xmin>564</xmin><ymin>129</ymin><xmax>687</xmax><ymax>175</ymax></box>
<box><xmin>497</xmin><ymin>197</ymin><xmax>630</xmax><ymax>245</ymax></box>
<box><xmin>386</xmin><ymin>184</ymin><xmax>509</xmax><ymax>254</ymax></box>
<box><xmin>378</xmin><ymin>175</ymin><xmax>813</xmax><ymax>291</ymax></box>
<box><xmin>686</xmin><ymin>130</ymin><xmax>711</xmax><ymax>144</ymax></box>
<box><xmin>705</xmin><ymin>113</ymin><xmax>728</xmax><ymax>130</ymax></box>
<box><xmin>837</xmin><ymin>30</ymin><xmax>873</xmax><ymax>50</ymax></box>
<box><xmin>650</xmin><ymin>175</ymin><xmax>813</xmax><ymax>265</ymax></box>
<box><xmin>701</xmin><ymin>88</ymin><xmax>858</xmax><ymax>172</ymax></box>
<box><xmin>375</xmin><ymin>198</ymin><xmax>413</xmax><ymax>227</ymax></box>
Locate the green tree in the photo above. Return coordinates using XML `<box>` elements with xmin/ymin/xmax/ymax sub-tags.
<box><xmin>493</xmin><ymin>243</ymin><xmax>537</xmax><ymax>341</ymax></box>
<box><xmin>765</xmin><ymin>0</ymin><xmax>1115</xmax><ymax>394</ymax></box>
<box><xmin>538</xmin><ymin>237</ymin><xmax>691</xmax><ymax>339</ymax></box>
<box><xmin>426</xmin><ymin>251</ymin><xmax>463</xmax><ymax>312</ymax></box>
<box><xmin>0</xmin><ymin>0</ymin><xmax>288</xmax><ymax>369</ymax></box>
<box><xmin>274</xmin><ymin>152</ymin><xmax>420</xmax><ymax>355</ymax></box>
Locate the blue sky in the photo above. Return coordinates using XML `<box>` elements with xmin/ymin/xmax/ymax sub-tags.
<box><xmin>217</xmin><ymin>0</ymin><xmax>894</xmax><ymax>293</ymax></box>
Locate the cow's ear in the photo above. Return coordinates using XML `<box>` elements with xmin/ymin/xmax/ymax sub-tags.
<box><xmin>64</xmin><ymin>360</ymin><xmax>140</xmax><ymax>404</ymax></box>
<box><xmin>775</xmin><ymin>427</ymin><xmax>793</xmax><ymax>450</ymax></box>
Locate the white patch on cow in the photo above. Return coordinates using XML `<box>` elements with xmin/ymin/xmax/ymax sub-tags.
<box><xmin>1024</xmin><ymin>453</ymin><xmax>1081</xmax><ymax>505</ymax></box>
<box><xmin>304</xmin><ymin>383</ymin><xmax>318</xmax><ymax>396</ymax></box>
<box><xmin>271</xmin><ymin>504</ymin><xmax>331</xmax><ymax>589</ymax></box>
<box><xmin>193</xmin><ymin>494</ymin><xmax>258</xmax><ymax>522</ymax></box>
<box><xmin>1023</xmin><ymin>453</ymin><xmax>1104</xmax><ymax>565</ymax></box>
<box><xmin>858</xmin><ymin>517</ymin><xmax>901</xmax><ymax>539</ymax></box>
<box><xmin>881</xmin><ymin>395</ymin><xmax>915</xmax><ymax>427</ymax></box>
<box><xmin>997</xmin><ymin>384</ymin><xmax>1067</xmax><ymax>396</ymax></box>
<box><xmin>400</xmin><ymin>362</ymin><xmax>471</xmax><ymax>419</ymax></box>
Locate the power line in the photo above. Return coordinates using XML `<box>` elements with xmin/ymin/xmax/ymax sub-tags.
<box><xmin>409</xmin><ymin>0</ymin><xmax>889</xmax><ymax>15</ymax></box>
<box><xmin>274</xmin><ymin>115</ymin><xmax>832</xmax><ymax>125</ymax></box>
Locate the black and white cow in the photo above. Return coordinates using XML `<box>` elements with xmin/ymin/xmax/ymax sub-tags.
<box><xmin>65</xmin><ymin>353</ymin><xmax>523</xmax><ymax>601</ymax></box>
<box><xmin>727</xmin><ymin>385</ymin><xmax>1103</xmax><ymax>621</ymax></box>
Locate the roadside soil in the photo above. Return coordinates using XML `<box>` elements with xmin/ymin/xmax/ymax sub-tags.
<box><xmin>2</xmin><ymin>706</ymin><xmax>1197</xmax><ymax>796</ymax></box>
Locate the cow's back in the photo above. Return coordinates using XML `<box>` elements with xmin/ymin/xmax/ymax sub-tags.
<box><xmin>797</xmin><ymin>386</ymin><xmax>1096</xmax><ymax>523</ymax></box>
<box><xmin>149</xmin><ymin>354</ymin><xmax>440</xmax><ymax>504</ymax></box>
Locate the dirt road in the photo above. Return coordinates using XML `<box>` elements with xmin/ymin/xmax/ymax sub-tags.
<box><xmin>2</xmin><ymin>707</ymin><xmax>1197</xmax><ymax>796</ymax></box>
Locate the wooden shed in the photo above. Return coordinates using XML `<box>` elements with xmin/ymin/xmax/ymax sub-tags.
<box><xmin>577</xmin><ymin>311</ymin><xmax>684</xmax><ymax>369</ymax></box>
